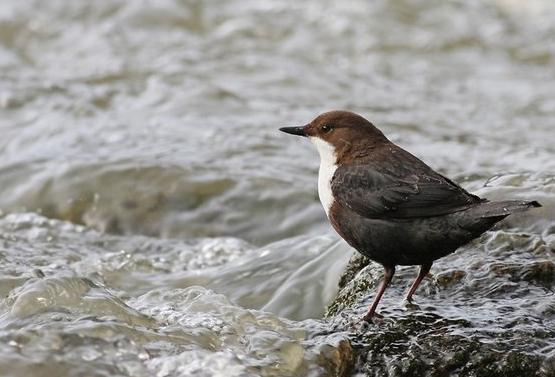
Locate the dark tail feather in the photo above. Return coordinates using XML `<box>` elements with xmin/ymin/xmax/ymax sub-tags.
<box><xmin>476</xmin><ymin>200</ymin><xmax>541</xmax><ymax>219</ymax></box>
<box><xmin>458</xmin><ymin>200</ymin><xmax>541</xmax><ymax>234</ymax></box>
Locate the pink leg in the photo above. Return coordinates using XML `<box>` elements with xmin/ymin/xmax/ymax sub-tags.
<box><xmin>405</xmin><ymin>262</ymin><xmax>432</xmax><ymax>302</ymax></box>
<box><xmin>361</xmin><ymin>265</ymin><xmax>395</xmax><ymax>322</ymax></box>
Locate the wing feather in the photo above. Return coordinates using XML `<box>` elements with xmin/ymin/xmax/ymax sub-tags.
<box><xmin>331</xmin><ymin>164</ymin><xmax>481</xmax><ymax>219</ymax></box>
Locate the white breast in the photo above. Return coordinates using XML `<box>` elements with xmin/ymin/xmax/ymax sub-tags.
<box><xmin>310</xmin><ymin>137</ymin><xmax>338</xmax><ymax>217</ymax></box>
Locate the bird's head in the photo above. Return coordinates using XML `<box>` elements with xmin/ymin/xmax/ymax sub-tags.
<box><xmin>279</xmin><ymin>110</ymin><xmax>388</xmax><ymax>163</ymax></box>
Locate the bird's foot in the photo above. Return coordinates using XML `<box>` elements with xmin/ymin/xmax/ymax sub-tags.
<box><xmin>403</xmin><ymin>298</ymin><xmax>421</xmax><ymax>312</ymax></box>
<box><xmin>350</xmin><ymin>312</ymin><xmax>385</xmax><ymax>330</ymax></box>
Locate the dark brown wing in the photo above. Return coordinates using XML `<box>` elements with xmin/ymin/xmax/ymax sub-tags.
<box><xmin>330</xmin><ymin>164</ymin><xmax>483</xmax><ymax>219</ymax></box>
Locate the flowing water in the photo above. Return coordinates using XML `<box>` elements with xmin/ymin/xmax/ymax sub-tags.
<box><xmin>0</xmin><ymin>0</ymin><xmax>554</xmax><ymax>376</ymax></box>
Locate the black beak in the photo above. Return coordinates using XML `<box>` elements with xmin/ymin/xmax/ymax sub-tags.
<box><xmin>279</xmin><ymin>126</ymin><xmax>307</xmax><ymax>137</ymax></box>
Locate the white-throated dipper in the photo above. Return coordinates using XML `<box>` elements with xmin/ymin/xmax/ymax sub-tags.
<box><xmin>280</xmin><ymin>110</ymin><xmax>541</xmax><ymax>322</ymax></box>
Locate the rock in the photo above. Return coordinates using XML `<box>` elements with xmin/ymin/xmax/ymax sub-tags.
<box><xmin>325</xmin><ymin>231</ymin><xmax>555</xmax><ymax>376</ymax></box>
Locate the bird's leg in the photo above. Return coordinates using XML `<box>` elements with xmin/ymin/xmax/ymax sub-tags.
<box><xmin>361</xmin><ymin>265</ymin><xmax>395</xmax><ymax>322</ymax></box>
<box><xmin>405</xmin><ymin>262</ymin><xmax>432</xmax><ymax>302</ymax></box>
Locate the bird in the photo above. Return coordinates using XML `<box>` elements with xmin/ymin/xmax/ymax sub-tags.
<box><xmin>279</xmin><ymin>110</ymin><xmax>541</xmax><ymax>322</ymax></box>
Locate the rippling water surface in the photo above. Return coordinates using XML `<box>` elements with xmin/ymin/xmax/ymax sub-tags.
<box><xmin>0</xmin><ymin>0</ymin><xmax>554</xmax><ymax>376</ymax></box>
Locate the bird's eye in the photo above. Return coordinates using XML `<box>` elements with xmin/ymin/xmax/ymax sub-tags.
<box><xmin>321</xmin><ymin>125</ymin><xmax>332</xmax><ymax>133</ymax></box>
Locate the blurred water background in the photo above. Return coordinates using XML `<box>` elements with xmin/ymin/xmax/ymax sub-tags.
<box><xmin>0</xmin><ymin>0</ymin><xmax>554</xmax><ymax>376</ymax></box>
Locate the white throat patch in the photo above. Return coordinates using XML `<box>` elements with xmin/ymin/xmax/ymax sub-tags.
<box><xmin>310</xmin><ymin>137</ymin><xmax>338</xmax><ymax>216</ymax></box>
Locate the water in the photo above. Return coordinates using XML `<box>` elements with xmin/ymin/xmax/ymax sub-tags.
<box><xmin>0</xmin><ymin>0</ymin><xmax>554</xmax><ymax>376</ymax></box>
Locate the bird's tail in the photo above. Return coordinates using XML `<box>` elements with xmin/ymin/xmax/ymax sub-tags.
<box><xmin>475</xmin><ymin>200</ymin><xmax>541</xmax><ymax>219</ymax></box>
<box><xmin>457</xmin><ymin>199</ymin><xmax>541</xmax><ymax>235</ymax></box>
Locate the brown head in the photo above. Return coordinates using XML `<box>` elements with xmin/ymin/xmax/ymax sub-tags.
<box><xmin>279</xmin><ymin>110</ymin><xmax>389</xmax><ymax>163</ymax></box>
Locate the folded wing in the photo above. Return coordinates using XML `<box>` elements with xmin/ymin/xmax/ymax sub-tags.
<box><xmin>331</xmin><ymin>164</ymin><xmax>483</xmax><ymax>219</ymax></box>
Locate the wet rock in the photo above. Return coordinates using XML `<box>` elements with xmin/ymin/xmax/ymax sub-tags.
<box><xmin>315</xmin><ymin>338</ymin><xmax>355</xmax><ymax>377</ymax></box>
<box><xmin>326</xmin><ymin>230</ymin><xmax>555</xmax><ymax>376</ymax></box>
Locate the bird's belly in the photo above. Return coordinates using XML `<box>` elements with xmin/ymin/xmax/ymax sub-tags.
<box><xmin>329</xmin><ymin>205</ymin><xmax>477</xmax><ymax>266</ymax></box>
